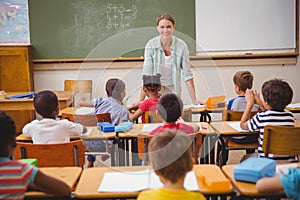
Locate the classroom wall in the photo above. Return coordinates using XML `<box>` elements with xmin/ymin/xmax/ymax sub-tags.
<box><xmin>34</xmin><ymin>62</ymin><xmax>299</xmax><ymax>104</ymax></box>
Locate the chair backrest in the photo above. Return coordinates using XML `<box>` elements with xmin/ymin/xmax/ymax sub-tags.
<box><xmin>137</xmin><ymin>132</ymin><xmax>202</xmax><ymax>165</ymax></box>
<box><xmin>182</xmin><ymin>109</ymin><xmax>192</xmax><ymax>122</ymax></box>
<box><xmin>64</xmin><ymin>80</ymin><xmax>93</xmax><ymax>106</ymax></box>
<box><xmin>61</xmin><ymin>112</ymin><xmax>111</xmax><ymax>126</ymax></box>
<box><xmin>144</xmin><ymin>111</ymin><xmax>162</xmax><ymax>123</ymax></box>
<box><xmin>14</xmin><ymin>140</ymin><xmax>86</xmax><ymax>167</ymax></box>
<box><xmin>263</xmin><ymin>125</ymin><xmax>300</xmax><ymax>158</ymax></box>
<box><xmin>222</xmin><ymin>110</ymin><xmax>258</xmax><ymax>121</ymax></box>
<box><xmin>64</xmin><ymin>80</ymin><xmax>92</xmax><ymax>93</ymax></box>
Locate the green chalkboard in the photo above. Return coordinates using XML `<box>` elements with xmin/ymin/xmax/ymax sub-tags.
<box><xmin>29</xmin><ymin>0</ymin><xmax>195</xmax><ymax>59</ymax></box>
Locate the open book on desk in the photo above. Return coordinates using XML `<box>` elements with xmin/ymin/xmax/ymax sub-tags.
<box><xmin>98</xmin><ymin>169</ymin><xmax>198</xmax><ymax>192</ymax></box>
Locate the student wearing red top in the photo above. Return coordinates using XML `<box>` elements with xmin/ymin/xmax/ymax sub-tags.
<box><xmin>150</xmin><ymin>93</ymin><xmax>198</xmax><ymax>136</ymax></box>
<box><xmin>129</xmin><ymin>74</ymin><xmax>161</xmax><ymax>123</ymax></box>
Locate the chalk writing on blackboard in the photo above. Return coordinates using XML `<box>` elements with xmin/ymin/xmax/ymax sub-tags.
<box><xmin>106</xmin><ymin>3</ymin><xmax>137</xmax><ymax>30</ymax></box>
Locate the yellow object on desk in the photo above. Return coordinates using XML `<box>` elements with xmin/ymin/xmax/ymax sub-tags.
<box><xmin>196</xmin><ymin>165</ymin><xmax>231</xmax><ymax>191</ymax></box>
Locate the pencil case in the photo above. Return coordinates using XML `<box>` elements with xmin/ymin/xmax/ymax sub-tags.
<box><xmin>115</xmin><ymin>121</ymin><xmax>133</xmax><ymax>132</ymax></box>
<box><xmin>9</xmin><ymin>92</ymin><xmax>35</xmax><ymax>99</ymax></box>
<box><xmin>233</xmin><ymin>157</ymin><xmax>276</xmax><ymax>183</ymax></box>
<box><xmin>97</xmin><ymin>122</ymin><xmax>115</xmax><ymax>132</ymax></box>
<box><xmin>196</xmin><ymin>165</ymin><xmax>231</xmax><ymax>191</ymax></box>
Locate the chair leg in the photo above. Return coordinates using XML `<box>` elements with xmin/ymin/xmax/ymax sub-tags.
<box><xmin>216</xmin><ymin>138</ymin><xmax>228</xmax><ymax>167</ymax></box>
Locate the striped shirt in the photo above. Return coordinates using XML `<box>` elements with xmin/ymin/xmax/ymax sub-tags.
<box><xmin>0</xmin><ymin>158</ymin><xmax>38</xmax><ymax>200</ymax></box>
<box><xmin>247</xmin><ymin>110</ymin><xmax>296</xmax><ymax>161</ymax></box>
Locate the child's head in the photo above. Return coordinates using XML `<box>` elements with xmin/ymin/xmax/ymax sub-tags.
<box><xmin>142</xmin><ymin>74</ymin><xmax>161</xmax><ymax>93</ymax></box>
<box><xmin>149</xmin><ymin>129</ymin><xmax>193</xmax><ymax>183</ymax></box>
<box><xmin>105</xmin><ymin>78</ymin><xmax>126</xmax><ymax>101</ymax></box>
<box><xmin>262</xmin><ymin>78</ymin><xmax>293</xmax><ymax>110</ymax></box>
<box><xmin>157</xmin><ymin>93</ymin><xmax>183</xmax><ymax>123</ymax></box>
<box><xmin>0</xmin><ymin>111</ymin><xmax>16</xmax><ymax>157</ymax></box>
<box><xmin>34</xmin><ymin>90</ymin><xmax>59</xmax><ymax>118</ymax></box>
<box><xmin>233</xmin><ymin>70</ymin><xmax>254</xmax><ymax>93</ymax></box>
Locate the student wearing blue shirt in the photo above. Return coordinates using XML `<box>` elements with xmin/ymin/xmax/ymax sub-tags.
<box><xmin>256</xmin><ymin>168</ymin><xmax>300</xmax><ymax>200</ymax></box>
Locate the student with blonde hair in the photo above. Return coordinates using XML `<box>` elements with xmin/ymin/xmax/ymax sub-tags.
<box><xmin>137</xmin><ymin>129</ymin><xmax>205</xmax><ymax>200</ymax></box>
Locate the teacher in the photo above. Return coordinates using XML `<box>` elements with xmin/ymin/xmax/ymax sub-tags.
<box><xmin>140</xmin><ymin>13</ymin><xmax>201</xmax><ymax>104</ymax></box>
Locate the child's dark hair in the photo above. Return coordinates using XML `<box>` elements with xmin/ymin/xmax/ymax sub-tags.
<box><xmin>233</xmin><ymin>70</ymin><xmax>254</xmax><ymax>92</ymax></box>
<box><xmin>262</xmin><ymin>78</ymin><xmax>293</xmax><ymax>111</ymax></box>
<box><xmin>143</xmin><ymin>74</ymin><xmax>161</xmax><ymax>92</ymax></box>
<box><xmin>106</xmin><ymin>78</ymin><xmax>126</xmax><ymax>101</ymax></box>
<box><xmin>34</xmin><ymin>90</ymin><xmax>58</xmax><ymax>118</ymax></box>
<box><xmin>0</xmin><ymin>111</ymin><xmax>16</xmax><ymax>156</ymax></box>
<box><xmin>149</xmin><ymin>129</ymin><xmax>193</xmax><ymax>183</ymax></box>
<box><xmin>157</xmin><ymin>93</ymin><xmax>183</xmax><ymax>122</ymax></box>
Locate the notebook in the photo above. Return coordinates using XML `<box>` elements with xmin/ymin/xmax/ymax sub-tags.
<box><xmin>98</xmin><ymin>170</ymin><xmax>198</xmax><ymax>192</ymax></box>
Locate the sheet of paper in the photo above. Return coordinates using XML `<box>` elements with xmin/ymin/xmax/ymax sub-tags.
<box><xmin>98</xmin><ymin>169</ymin><xmax>151</xmax><ymax>192</ymax></box>
<box><xmin>276</xmin><ymin>163</ymin><xmax>299</xmax><ymax>175</ymax></box>
<box><xmin>75</xmin><ymin>107</ymin><xmax>95</xmax><ymax>115</ymax></box>
<box><xmin>97</xmin><ymin>170</ymin><xmax>199</xmax><ymax>192</ymax></box>
<box><xmin>229</xmin><ymin>121</ymin><xmax>249</xmax><ymax>132</ymax></box>
<box><xmin>80</xmin><ymin>127</ymin><xmax>92</xmax><ymax>136</ymax></box>
<box><xmin>142</xmin><ymin>123</ymin><xmax>163</xmax><ymax>132</ymax></box>
<box><xmin>287</xmin><ymin>102</ymin><xmax>300</xmax><ymax>108</ymax></box>
<box><xmin>183</xmin><ymin>104</ymin><xmax>206</xmax><ymax>110</ymax></box>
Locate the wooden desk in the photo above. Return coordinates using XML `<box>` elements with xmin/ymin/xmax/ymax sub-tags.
<box><xmin>26</xmin><ymin>167</ymin><xmax>82</xmax><ymax>198</ymax></box>
<box><xmin>286</xmin><ymin>105</ymin><xmax>300</xmax><ymax>113</ymax></box>
<box><xmin>0</xmin><ymin>91</ymin><xmax>73</xmax><ymax>111</ymax></box>
<box><xmin>117</xmin><ymin>123</ymin><xmax>217</xmax><ymax>165</ymax></box>
<box><xmin>74</xmin><ymin>165</ymin><xmax>232</xmax><ymax>199</ymax></box>
<box><xmin>211</xmin><ymin>120</ymin><xmax>300</xmax><ymax>135</ymax></box>
<box><xmin>222</xmin><ymin>165</ymin><xmax>285</xmax><ymax>198</ymax></box>
<box><xmin>16</xmin><ymin>127</ymin><xmax>116</xmax><ymax>142</ymax></box>
<box><xmin>188</xmin><ymin>106</ymin><xmax>226</xmax><ymax>123</ymax></box>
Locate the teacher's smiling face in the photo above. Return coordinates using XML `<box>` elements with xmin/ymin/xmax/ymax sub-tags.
<box><xmin>157</xmin><ymin>19</ymin><xmax>175</xmax><ymax>40</ymax></box>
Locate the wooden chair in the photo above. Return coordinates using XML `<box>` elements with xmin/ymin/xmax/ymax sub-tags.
<box><xmin>61</xmin><ymin>112</ymin><xmax>111</xmax><ymax>126</ymax></box>
<box><xmin>138</xmin><ymin>132</ymin><xmax>202</xmax><ymax>165</ymax></box>
<box><xmin>263</xmin><ymin>125</ymin><xmax>300</xmax><ymax>158</ymax></box>
<box><xmin>14</xmin><ymin>140</ymin><xmax>86</xmax><ymax>167</ymax></box>
<box><xmin>61</xmin><ymin>112</ymin><xmax>112</xmax><ymax>163</ymax></box>
<box><xmin>217</xmin><ymin>110</ymin><xmax>259</xmax><ymax>166</ymax></box>
<box><xmin>64</xmin><ymin>80</ymin><xmax>93</xmax><ymax>106</ymax></box>
<box><xmin>144</xmin><ymin>111</ymin><xmax>162</xmax><ymax>123</ymax></box>
<box><xmin>182</xmin><ymin>109</ymin><xmax>192</xmax><ymax>122</ymax></box>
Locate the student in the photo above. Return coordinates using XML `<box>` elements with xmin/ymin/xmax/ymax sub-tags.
<box><xmin>217</xmin><ymin>70</ymin><xmax>259</xmax><ymax>165</ymax></box>
<box><xmin>77</xmin><ymin>78</ymin><xmax>129</xmax><ymax>167</ymax></box>
<box><xmin>77</xmin><ymin>78</ymin><xmax>129</xmax><ymax>125</ymax></box>
<box><xmin>240</xmin><ymin>78</ymin><xmax>297</xmax><ymax>161</ymax></box>
<box><xmin>256</xmin><ymin>168</ymin><xmax>300</xmax><ymax>200</ymax></box>
<box><xmin>227</xmin><ymin>70</ymin><xmax>259</xmax><ymax>112</ymax></box>
<box><xmin>0</xmin><ymin>111</ymin><xmax>71</xmax><ymax>199</ymax></box>
<box><xmin>129</xmin><ymin>74</ymin><xmax>161</xmax><ymax>123</ymax></box>
<box><xmin>22</xmin><ymin>90</ymin><xmax>86</xmax><ymax>143</ymax></box>
<box><xmin>137</xmin><ymin>130</ymin><xmax>205</xmax><ymax>200</ymax></box>
<box><xmin>150</xmin><ymin>93</ymin><xmax>198</xmax><ymax>136</ymax></box>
